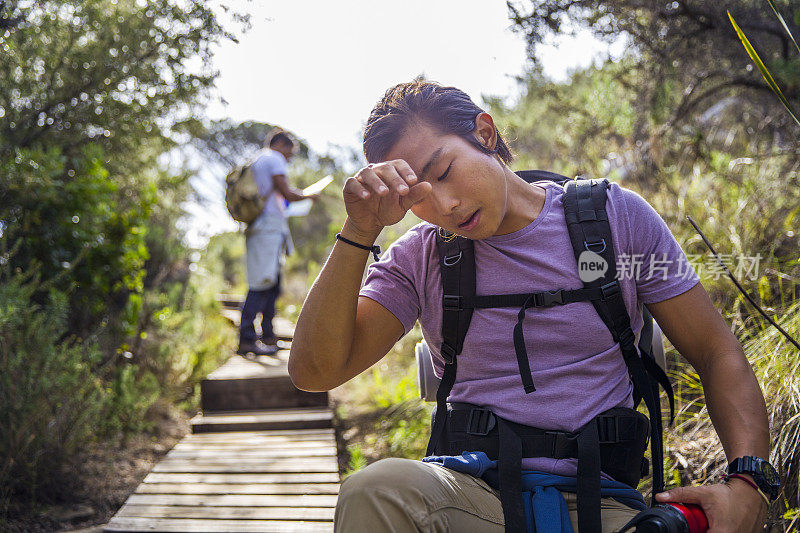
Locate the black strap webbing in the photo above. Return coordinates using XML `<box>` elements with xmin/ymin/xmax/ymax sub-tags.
<box><xmin>576</xmin><ymin>419</ymin><xmax>602</xmax><ymax>533</ymax></box>
<box><xmin>563</xmin><ymin>178</ymin><xmax>668</xmax><ymax>502</ymax></box>
<box><xmin>426</xmin><ymin>232</ymin><xmax>475</xmax><ymax>457</ymax></box>
<box><xmin>639</xmin><ymin>305</ymin><xmax>675</xmax><ymax>423</ymax></box>
<box><xmin>426</xmin><ymin>362</ymin><xmax>457</xmax><ymax>457</ymax></box>
<box><xmin>498</xmin><ymin>419</ymin><xmax>526</xmax><ymax>533</ymax></box>
<box><xmin>513</xmin><ymin>297</ymin><xmax>537</xmax><ymax>393</ymax></box>
<box><xmin>449</xmin><ymin>286</ymin><xmax>607</xmax><ymax>310</ymax></box>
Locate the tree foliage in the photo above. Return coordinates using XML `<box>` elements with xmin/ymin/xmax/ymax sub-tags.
<box><xmin>0</xmin><ymin>0</ymin><xmax>240</xmax><ymax>513</ymax></box>
<box><xmin>507</xmin><ymin>0</ymin><xmax>800</xmax><ymax>171</ymax></box>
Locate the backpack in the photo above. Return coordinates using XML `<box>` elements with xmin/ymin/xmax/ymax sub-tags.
<box><xmin>424</xmin><ymin>171</ymin><xmax>675</xmax><ymax>533</ymax></box>
<box><xmin>225</xmin><ymin>162</ymin><xmax>266</xmax><ymax>224</ymax></box>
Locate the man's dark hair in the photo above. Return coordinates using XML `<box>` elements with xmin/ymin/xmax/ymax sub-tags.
<box><xmin>363</xmin><ymin>81</ymin><xmax>513</xmax><ymax>165</ymax></box>
<box><xmin>267</xmin><ymin>129</ymin><xmax>295</xmax><ymax>148</ymax></box>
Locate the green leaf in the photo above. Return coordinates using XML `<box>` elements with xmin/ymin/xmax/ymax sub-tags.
<box><xmin>728</xmin><ymin>10</ymin><xmax>800</xmax><ymax>127</ymax></box>
<box><xmin>765</xmin><ymin>0</ymin><xmax>800</xmax><ymax>56</ymax></box>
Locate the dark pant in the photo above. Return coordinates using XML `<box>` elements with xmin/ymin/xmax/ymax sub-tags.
<box><xmin>239</xmin><ymin>276</ymin><xmax>281</xmax><ymax>343</ymax></box>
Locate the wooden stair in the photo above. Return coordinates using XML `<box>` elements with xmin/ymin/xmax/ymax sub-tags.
<box><xmin>106</xmin><ymin>306</ymin><xmax>338</xmax><ymax>532</ymax></box>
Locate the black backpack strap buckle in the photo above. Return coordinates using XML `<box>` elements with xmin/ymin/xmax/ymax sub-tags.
<box><xmin>600</xmin><ymin>280</ymin><xmax>620</xmax><ymax>300</ymax></box>
<box><xmin>466</xmin><ymin>408</ymin><xmax>496</xmax><ymax>436</ymax></box>
<box><xmin>534</xmin><ymin>289</ymin><xmax>565</xmax><ymax>307</ymax></box>
<box><xmin>584</xmin><ymin>238</ymin><xmax>607</xmax><ymax>253</ymax></box>
<box><xmin>443</xmin><ymin>295</ymin><xmax>462</xmax><ymax>311</ymax></box>
<box><xmin>440</xmin><ymin>342</ymin><xmax>457</xmax><ymax>364</ymax></box>
<box><xmin>546</xmin><ymin>431</ymin><xmax>577</xmax><ymax>458</ymax></box>
<box><xmin>618</xmin><ymin>327</ymin><xmax>636</xmax><ymax>348</ymax></box>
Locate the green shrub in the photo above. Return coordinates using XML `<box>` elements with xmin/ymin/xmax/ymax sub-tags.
<box><xmin>0</xmin><ymin>270</ymin><xmax>104</xmax><ymax>514</ymax></box>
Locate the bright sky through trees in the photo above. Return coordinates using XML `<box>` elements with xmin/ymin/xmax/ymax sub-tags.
<box><xmin>186</xmin><ymin>0</ymin><xmax>625</xmax><ymax>245</ymax></box>
<box><xmin>207</xmin><ymin>0</ymin><xmax>625</xmax><ymax>155</ymax></box>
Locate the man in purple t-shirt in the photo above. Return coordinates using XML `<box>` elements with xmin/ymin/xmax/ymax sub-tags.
<box><xmin>289</xmin><ymin>81</ymin><xmax>771</xmax><ymax>533</ymax></box>
<box><xmin>359</xmin><ymin>179</ymin><xmax>699</xmax><ymax>477</ymax></box>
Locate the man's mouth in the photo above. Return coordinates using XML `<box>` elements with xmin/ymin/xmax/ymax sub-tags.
<box><xmin>457</xmin><ymin>210</ymin><xmax>480</xmax><ymax>231</ymax></box>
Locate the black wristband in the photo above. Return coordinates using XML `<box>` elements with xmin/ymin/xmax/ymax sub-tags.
<box><xmin>336</xmin><ymin>233</ymin><xmax>381</xmax><ymax>261</ymax></box>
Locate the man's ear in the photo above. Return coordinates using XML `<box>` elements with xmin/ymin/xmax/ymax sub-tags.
<box><xmin>474</xmin><ymin>112</ymin><xmax>498</xmax><ymax>151</ymax></box>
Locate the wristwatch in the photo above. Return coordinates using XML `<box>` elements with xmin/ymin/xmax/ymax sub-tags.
<box><xmin>727</xmin><ymin>456</ymin><xmax>781</xmax><ymax>502</ymax></box>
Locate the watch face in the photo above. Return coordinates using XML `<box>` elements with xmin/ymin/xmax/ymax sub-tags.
<box><xmin>759</xmin><ymin>461</ymin><xmax>781</xmax><ymax>487</ymax></box>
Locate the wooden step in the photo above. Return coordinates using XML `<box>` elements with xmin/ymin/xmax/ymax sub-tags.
<box><xmin>105</xmin><ymin>517</ymin><xmax>333</xmax><ymax>532</ymax></box>
<box><xmin>115</xmin><ymin>503</ymin><xmax>335</xmax><ymax>520</ymax></box>
<box><xmin>106</xmin><ymin>428</ymin><xmax>340</xmax><ymax>532</ymax></box>
<box><xmin>151</xmin><ymin>456</ymin><xmax>338</xmax><ymax>474</ymax></box>
<box><xmin>123</xmin><ymin>493</ymin><xmax>338</xmax><ymax>507</ymax></box>
<box><xmin>135</xmin><ymin>482</ymin><xmax>341</xmax><ymax>495</ymax></box>
<box><xmin>105</xmin><ymin>314</ymin><xmax>343</xmax><ymax>533</ymax></box>
<box><xmin>143</xmin><ymin>472</ymin><xmax>340</xmax><ymax>484</ymax></box>
<box><xmin>191</xmin><ymin>408</ymin><xmax>333</xmax><ymax>433</ymax></box>
<box><xmin>180</xmin><ymin>428</ymin><xmax>335</xmax><ymax>441</ymax></box>
<box><xmin>201</xmin><ymin>352</ymin><xmax>328</xmax><ymax>412</ymax></box>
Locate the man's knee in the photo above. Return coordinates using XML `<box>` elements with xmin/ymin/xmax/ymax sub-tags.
<box><xmin>340</xmin><ymin>458</ymin><xmax>430</xmax><ymax>497</ymax></box>
<box><xmin>336</xmin><ymin>458</ymin><xmax>431</xmax><ymax>530</ymax></box>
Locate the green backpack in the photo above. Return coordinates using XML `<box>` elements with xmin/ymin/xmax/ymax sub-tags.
<box><xmin>225</xmin><ymin>162</ymin><xmax>266</xmax><ymax>224</ymax></box>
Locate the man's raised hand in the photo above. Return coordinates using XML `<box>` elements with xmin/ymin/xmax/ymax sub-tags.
<box><xmin>342</xmin><ymin>159</ymin><xmax>431</xmax><ymax>237</ymax></box>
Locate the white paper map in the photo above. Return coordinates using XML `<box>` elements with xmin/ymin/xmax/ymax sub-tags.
<box><xmin>302</xmin><ymin>175</ymin><xmax>334</xmax><ymax>196</ymax></box>
<box><xmin>285</xmin><ymin>175</ymin><xmax>334</xmax><ymax>217</ymax></box>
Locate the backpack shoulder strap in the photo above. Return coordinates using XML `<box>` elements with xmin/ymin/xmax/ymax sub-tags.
<box><xmin>436</xmin><ymin>229</ymin><xmax>476</xmax><ymax>361</ymax></box>
<box><xmin>425</xmin><ymin>228</ymin><xmax>476</xmax><ymax>457</ymax></box>
<box><xmin>515</xmin><ymin>169</ymin><xmax>571</xmax><ymax>185</ymax></box>
<box><xmin>562</xmin><ymin>178</ymin><xmax>669</xmax><ymax>502</ymax></box>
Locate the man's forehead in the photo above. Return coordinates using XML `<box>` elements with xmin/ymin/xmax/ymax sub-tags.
<box><xmin>386</xmin><ymin>137</ymin><xmax>445</xmax><ymax>177</ymax></box>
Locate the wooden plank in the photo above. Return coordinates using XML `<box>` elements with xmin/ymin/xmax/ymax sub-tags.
<box><xmin>181</xmin><ymin>428</ymin><xmax>335</xmax><ymax>444</ymax></box>
<box><xmin>191</xmin><ymin>409</ymin><xmax>333</xmax><ymax>433</ymax></box>
<box><xmin>125</xmin><ymin>493</ymin><xmax>338</xmax><ymax>508</ymax></box>
<box><xmin>193</xmin><ymin>408</ymin><xmax>332</xmax><ymax>420</ymax></box>
<box><xmin>206</xmin><ymin>355</ymin><xmax>287</xmax><ymax>380</ymax></box>
<box><xmin>220</xmin><ymin>307</ymin><xmax>241</xmax><ymax>327</ymax></box>
<box><xmin>151</xmin><ymin>457</ymin><xmax>338</xmax><ymax>474</ymax></box>
<box><xmin>216</xmin><ymin>294</ymin><xmax>243</xmax><ymax>309</ymax></box>
<box><xmin>202</xmin><ymin>376</ymin><xmax>328</xmax><ymax>412</ymax></box>
<box><xmin>166</xmin><ymin>447</ymin><xmax>337</xmax><ymax>459</ymax></box>
<box><xmin>143</xmin><ymin>472</ymin><xmax>340</xmax><ymax>484</ymax></box>
<box><xmin>116</xmin><ymin>503</ymin><xmax>334</xmax><ymax>520</ymax></box>
<box><xmin>172</xmin><ymin>440</ymin><xmax>334</xmax><ymax>451</ymax></box>
<box><xmin>182</xmin><ymin>435</ymin><xmax>334</xmax><ymax>445</ymax></box>
<box><xmin>161</xmin><ymin>449</ymin><xmax>336</xmax><ymax>465</ymax></box>
<box><xmin>105</xmin><ymin>516</ymin><xmax>333</xmax><ymax>532</ymax></box>
<box><xmin>184</xmin><ymin>428</ymin><xmax>335</xmax><ymax>439</ymax></box>
<box><xmin>135</xmin><ymin>482</ymin><xmax>340</xmax><ymax>495</ymax></box>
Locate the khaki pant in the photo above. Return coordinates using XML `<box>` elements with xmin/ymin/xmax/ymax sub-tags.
<box><xmin>335</xmin><ymin>458</ymin><xmax>640</xmax><ymax>532</ymax></box>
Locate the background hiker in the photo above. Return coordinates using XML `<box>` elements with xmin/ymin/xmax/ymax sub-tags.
<box><xmin>238</xmin><ymin>129</ymin><xmax>316</xmax><ymax>357</ymax></box>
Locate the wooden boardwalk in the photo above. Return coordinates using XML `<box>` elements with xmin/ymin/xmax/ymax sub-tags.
<box><xmin>106</xmin><ymin>306</ymin><xmax>339</xmax><ymax>532</ymax></box>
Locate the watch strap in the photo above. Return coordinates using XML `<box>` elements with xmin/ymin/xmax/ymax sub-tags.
<box><xmin>728</xmin><ymin>456</ymin><xmax>780</xmax><ymax>502</ymax></box>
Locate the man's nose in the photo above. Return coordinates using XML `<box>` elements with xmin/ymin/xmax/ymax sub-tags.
<box><xmin>432</xmin><ymin>187</ymin><xmax>459</xmax><ymax>215</ymax></box>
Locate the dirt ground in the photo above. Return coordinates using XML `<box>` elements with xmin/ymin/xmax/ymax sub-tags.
<box><xmin>3</xmin><ymin>401</ymin><xmax>191</xmax><ymax>533</ymax></box>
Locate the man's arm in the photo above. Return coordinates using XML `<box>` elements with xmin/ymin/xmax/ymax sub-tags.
<box><xmin>646</xmin><ymin>282</ymin><xmax>769</xmax><ymax>461</ymax></box>
<box><xmin>273</xmin><ymin>173</ymin><xmax>311</xmax><ymax>202</ymax></box>
<box><xmin>646</xmin><ymin>281</ymin><xmax>769</xmax><ymax>531</ymax></box>
<box><xmin>288</xmin><ymin>220</ymin><xmax>406</xmax><ymax>392</ymax></box>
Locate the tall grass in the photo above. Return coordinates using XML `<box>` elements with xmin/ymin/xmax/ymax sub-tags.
<box><xmin>663</xmin><ymin>300</ymin><xmax>800</xmax><ymax>529</ymax></box>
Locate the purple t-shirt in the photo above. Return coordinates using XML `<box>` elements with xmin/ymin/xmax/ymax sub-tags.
<box><xmin>360</xmin><ymin>180</ymin><xmax>700</xmax><ymax>475</ymax></box>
